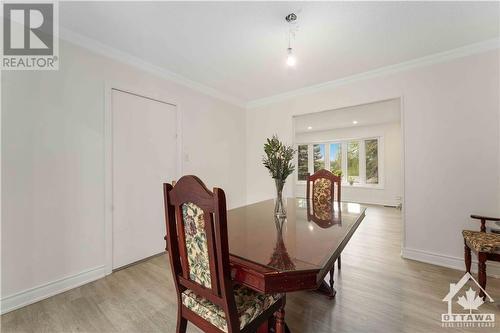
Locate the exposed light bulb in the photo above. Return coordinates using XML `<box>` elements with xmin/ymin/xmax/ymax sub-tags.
<box><xmin>352</xmin><ymin>120</ymin><xmax>358</xmax><ymax>124</ymax></box>
<box><xmin>286</xmin><ymin>47</ymin><xmax>296</xmax><ymax>67</ymax></box>
<box><xmin>307</xmin><ymin>126</ymin><xmax>313</xmax><ymax>130</ymax></box>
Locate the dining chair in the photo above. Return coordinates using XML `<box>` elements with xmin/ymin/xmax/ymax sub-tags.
<box><xmin>462</xmin><ymin>214</ymin><xmax>500</xmax><ymax>299</ymax></box>
<box><xmin>306</xmin><ymin>169</ymin><xmax>342</xmax><ymax>298</ymax></box>
<box><xmin>306</xmin><ymin>169</ymin><xmax>341</xmax><ymax>205</ymax></box>
<box><xmin>163</xmin><ymin>175</ymin><xmax>286</xmax><ymax>333</ymax></box>
<box><xmin>306</xmin><ymin>169</ymin><xmax>342</xmax><ymax>228</ymax></box>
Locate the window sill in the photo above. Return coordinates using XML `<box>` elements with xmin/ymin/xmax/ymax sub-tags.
<box><xmin>296</xmin><ymin>180</ymin><xmax>384</xmax><ymax>190</ymax></box>
<box><xmin>342</xmin><ymin>183</ymin><xmax>384</xmax><ymax>190</ymax></box>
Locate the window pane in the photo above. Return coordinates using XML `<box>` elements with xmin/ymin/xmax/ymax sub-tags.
<box><xmin>347</xmin><ymin>141</ymin><xmax>359</xmax><ymax>183</ymax></box>
<box><xmin>313</xmin><ymin>144</ymin><xmax>325</xmax><ymax>172</ymax></box>
<box><xmin>297</xmin><ymin>145</ymin><xmax>308</xmax><ymax>181</ymax></box>
<box><xmin>329</xmin><ymin>143</ymin><xmax>342</xmax><ymax>178</ymax></box>
<box><xmin>365</xmin><ymin>139</ymin><xmax>379</xmax><ymax>184</ymax></box>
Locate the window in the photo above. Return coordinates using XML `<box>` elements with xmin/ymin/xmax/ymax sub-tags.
<box><xmin>347</xmin><ymin>141</ymin><xmax>360</xmax><ymax>184</ymax></box>
<box><xmin>365</xmin><ymin>139</ymin><xmax>378</xmax><ymax>184</ymax></box>
<box><xmin>313</xmin><ymin>144</ymin><xmax>325</xmax><ymax>172</ymax></box>
<box><xmin>297</xmin><ymin>145</ymin><xmax>308</xmax><ymax>181</ymax></box>
<box><xmin>329</xmin><ymin>143</ymin><xmax>342</xmax><ymax>177</ymax></box>
<box><xmin>297</xmin><ymin>137</ymin><xmax>382</xmax><ymax>187</ymax></box>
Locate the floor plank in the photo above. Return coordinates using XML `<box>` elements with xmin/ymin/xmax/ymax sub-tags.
<box><xmin>2</xmin><ymin>206</ymin><xmax>499</xmax><ymax>332</ymax></box>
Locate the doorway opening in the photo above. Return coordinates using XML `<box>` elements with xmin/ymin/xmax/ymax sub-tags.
<box><xmin>292</xmin><ymin>98</ymin><xmax>405</xmax><ymax>248</ymax></box>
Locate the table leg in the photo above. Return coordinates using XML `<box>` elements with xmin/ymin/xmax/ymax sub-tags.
<box><xmin>315</xmin><ymin>265</ymin><xmax>337</xmax><ymax>298</ymax></box>
<box><xmin>329</xmin><ymin>265</ymin><xmax>335</xmax><ymax>291</ymax></box>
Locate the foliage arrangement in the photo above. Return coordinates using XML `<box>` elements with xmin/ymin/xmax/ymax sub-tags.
<box><xmin>262</xmin><ymin>135</ymin><xmax>296</xmax><ymax>181</ymax></box>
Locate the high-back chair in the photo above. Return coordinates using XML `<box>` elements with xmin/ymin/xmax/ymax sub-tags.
<box><xmin>306</xmin><ymin>169</ymin><xmax>341</xmax><ymax>207</ymax></box>
<box><xmin>306</xmin><ymin>169</ymin><xmax>342</xmax><ymax>271</ymax></box>
<box><xmin>163</xmin><ymin>175</ymin><xmax>285</xmax><ymax>333</ymax></box>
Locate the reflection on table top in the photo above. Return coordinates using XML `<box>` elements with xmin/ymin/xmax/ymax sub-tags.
<box><xmin>227</xmin><ymin>198</ymin><xmax>366</xmax><ymax>273</ymax></box>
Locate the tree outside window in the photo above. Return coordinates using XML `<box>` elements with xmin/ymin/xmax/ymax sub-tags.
<box><xmin>365</xmin><ymin>139</ymin><xmax>378</xmax><ymax>184</ymax></box>
<box><xmin>330</xmin><ymin>143</ymin><xmax>342</xmax><ymax>178</ymax></box>
<box><xmin>297</xmin><ymin>145</ymin><xmax>308</xmax><ymax>181</ymax></box>
<box><xmin>347</xmin><ymin>141</ymin><xmax>360</xmax><ymax>183</ymax></box>
<box><xmin>313</xmin><ymin>144</ymin><xmax>325</xmax><ymax>172</ymax></box>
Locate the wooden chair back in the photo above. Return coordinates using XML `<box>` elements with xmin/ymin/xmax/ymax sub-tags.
<box><xmin>163</xmin><ymin>175</ymin><xmax>240</xmax><ymax>331</ymax></box>
<box><xmin>306</xmin><ymin>169</ymin><xmax>341</xmax><ymax>204</ymax></box>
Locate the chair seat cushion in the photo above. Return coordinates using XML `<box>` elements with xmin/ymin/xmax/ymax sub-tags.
<box><xmin>181</xmin><ymin>285</ymin><xmax>281</xmax><ymax>332</ymax></box>
<box><xmin>463</xmin><ymin>230</ymin><xmax>500</xmax><ymax>253</ymax></box>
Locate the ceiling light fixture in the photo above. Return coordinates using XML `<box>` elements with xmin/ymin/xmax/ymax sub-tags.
<box><xmin>285</xmin><ymin>13</ymin><xmax>298</xmax><ymax>67</ymax></box>
<box><xmin>353</xmin><ymin>120</ymin><xmax>358</xmax><ymax>124</ymax></box>
<box><xmin>286</xmin><ymin>48</ymin><xmax>296</xmax><ymax>67</ymax></box>
<box><xmin>307</xmin><ymin>126</ymin><xmax>312</xmax><ymax>130</ymax></box>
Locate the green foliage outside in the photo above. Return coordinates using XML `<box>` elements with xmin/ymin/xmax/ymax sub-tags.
<box><xmin>297</xmin><ymin>145</ymin><xmax>308</xmax><ymax>181</ymax></box>
<box><xmin>330</xmin><ymin>144</ymin><xmax>342</xmax><ymax>177</ymax></box>
<box><xmin>365</xmin><ymin>139</ymin><xmax>378</xmax><ymax>184</ymax></box>
<box><xmin>347</xmin><ymin>141</ymin><xmax>359</xmax><ymax>178</ymax></box>
<box><xmin>313</xmin><ymin>144</ymin><xmax>325</xmax><ymax>172</ymax></box>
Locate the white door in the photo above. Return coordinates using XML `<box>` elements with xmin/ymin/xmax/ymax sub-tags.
<box><xmin>112</xmin><ymin>89</ymin><xmax>177</xmax><ymax>269</ymax></box>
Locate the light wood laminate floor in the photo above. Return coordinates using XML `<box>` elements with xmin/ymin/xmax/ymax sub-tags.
<box><xmin>2</xmin><ymin>206</ymin><xmax>500</xmax><ymax>332</ymax></box>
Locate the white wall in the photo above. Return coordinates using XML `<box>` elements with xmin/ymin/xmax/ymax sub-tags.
<box><xmin>1</xmin><ymin>40</ymin><xmax>246</xmax><ymax>311</ymax></box>
<box><xmin>246</xmin><ymin>50</ymin><xmax>500</xmax><ymax>272</ymax></box>
<box><xmin>2</xmin><ymin>37</ymin><xmax>499</xmax><ymax>315</ymax></box>
<box><xmin>295</xmin><ymin>121</ymin><xmax>402</xmax><ymax>206</ymax></box>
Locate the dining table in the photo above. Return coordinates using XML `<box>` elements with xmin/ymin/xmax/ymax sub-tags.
<box><xmin>226</xmin><ymin>197</ymin><xmax>367</xmax><ymax>332</ymax></box>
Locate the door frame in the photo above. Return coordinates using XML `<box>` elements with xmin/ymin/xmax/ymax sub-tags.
<box><xmin>104</xmin><ymin>82</ymin><xmax>183</xmax><ymax>275</ymax></box>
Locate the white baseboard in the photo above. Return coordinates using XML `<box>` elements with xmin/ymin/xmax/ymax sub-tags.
<box><xmin>402</xmin><ymin>247</ymin><xmax>500</xmax><ymax>278</ymax></box>
<box><xmin>0</xmin><ymin>265</ymin><xmax>106</xmax><ymax>315</ymax></box>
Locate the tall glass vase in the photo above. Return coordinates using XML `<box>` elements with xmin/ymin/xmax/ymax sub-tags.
<box><xmin>274</xmin><ymin>179</ymin><xmax>286</xmax><ymax>217</ymax></box>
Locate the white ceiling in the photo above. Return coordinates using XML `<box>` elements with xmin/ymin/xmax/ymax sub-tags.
<box><xmin>60</xmin><ymin>1</ymin><xmax>499</xmax><ymax>104</ymax></box>
<box><xmin>294</xmin><ymin>98</ymin><xmax>400</xmax><ymax>134</ymax></box>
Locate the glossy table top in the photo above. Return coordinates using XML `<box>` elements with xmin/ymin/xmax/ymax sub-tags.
<box><xmin>227</xmin><ymin>198</ymin><xmax>366</xmax><ymax>274</ymax></box>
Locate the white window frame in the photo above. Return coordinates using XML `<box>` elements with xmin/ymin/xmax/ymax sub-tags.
<box><xmin>296</xmin><ymin>136</ymin><xmax>384</xmax><ymax>189</ymax></box>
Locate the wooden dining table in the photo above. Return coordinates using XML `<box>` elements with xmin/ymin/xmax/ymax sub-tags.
<box><xmin>226</xmin><ymin>197</ymin><xmax>366</xmax><ymax>332</ymax></box>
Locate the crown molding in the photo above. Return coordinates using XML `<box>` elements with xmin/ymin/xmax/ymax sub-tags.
<box><xmin>58</xmin><ymin>27</ymin><xmax>499</xmax><ymax>110</ymax></box>
<box><xmin>58</xmin><ymin>27</ymin><xmax>245</xmax><ymax>108</ymax></box>
<box><xmin>246</xmin><ymin>38</ymin><xmax>500</xmax><ymax>109</ymax></box>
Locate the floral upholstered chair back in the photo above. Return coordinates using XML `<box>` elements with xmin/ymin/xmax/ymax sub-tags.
<box><xmin>163</xmin><ymin>176</ymin><xmax>240</xmax><ymax>327</ymax></box>
<box><xmin>181</xmin><ymin>201</ymin><xmax>212</xmax><ymax>288</ymax></box>
<box><xmin>306</xmin><ymin>169</ymin><xmax>341</xmax><ymax>227</ymax></box>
